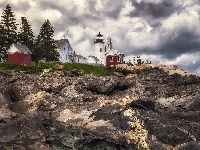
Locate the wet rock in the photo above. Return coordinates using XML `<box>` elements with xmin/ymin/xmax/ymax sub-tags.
<box><xmin>4</xmin><ymin>86</ymin><xmax>23</xmax><ymax>102</ymax></box>
<box><xmin>0</xmin><ymin>93</ymin><xmax>12</xmax><ymax>107</ymax></box>
<box><xmin>129</xmin><ymin>98</ymin><xmax>157</xmax><ymax>111</ymax></box>
<box><xmin>42</xmin><ymin>120</ymin><xmax>129</xmax><ymax>150</ymax></box>
<box><xmin>178</xmin><ymin>142</ymin><xmax>200</xmax><ymax>150</ymax></box>
<box><xmin>8</xmin><ymin>101</ymin><xmax>30</xmax><ymax>114</ymax></box>
<box><xmin>188</xmin><ymin>96</ymin><xmax>200</xmax><ymax>111</ymax></box>
<box><xmin>0</xmin><ymin>107</ymin><xmax>47</xmax><ymax>145</ymax></box>
<box><xmin>80</xmin><ymin>75</ymin><xmax>134</xmax><ymax>94</ymax></box>
<box><xmin>92</xmin><ymin>103</ymin><xmax>130</xmax><ymax>130</ymax></box>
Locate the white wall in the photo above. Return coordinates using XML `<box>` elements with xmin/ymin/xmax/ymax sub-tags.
<box><xmin>59</xmin><ymin>42</ymin><xmax>73</xmax><ymax>63</ymax></box>
<box><xmin>94</xmin><ymin>42</ymin><xmax>106</xmax><ymax>65</ymax></box>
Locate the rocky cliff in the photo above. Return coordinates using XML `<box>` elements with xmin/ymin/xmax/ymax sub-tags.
<box><xmin>0</xmin><ymin>64</ymin><xmax>200</xmax><ymax>150</ymax></box>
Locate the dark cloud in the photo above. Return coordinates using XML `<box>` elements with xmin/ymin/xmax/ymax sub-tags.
<box><xmin>0</xmin><ymin>1</ymin><xmax>9</xmax><ymax>9</ymax></box>
<box><xmin>86</xmin><ymin>0</ymin><xmax>97</xmax><ymax>13</ymax></box>
<box><xmin>36</xmin><ymin>0</ymin><xmax>63</xmax><ymax>11</ymax></box>
<box><xmin>86</xmin><ymin>1</ymin><xmax>124</xmax><ymax>20</ymax></box>
<box><xmin>148</xmin><ymin>20</ymin><xmax>162</xmax><ymax>29</ymax></box>
<box><xmin>102</xmin><ymin>1</ymin><xmax>124</xmax><ymax>19</ymax></box>
<box><xmin>15</xmin><ymin>0</ymin><xmax>31</xmax><ymax>12</ymax></box>
<box><xmin>133</xmin><ymin>27</ymin><xmax>143</xmax><ymax>32</ymax></box>
<box><xmin>0</xmin><ymin>0</ymin><xmax>31</xmax><ymax>12</ymax></box>
<box><xmin>129</xmin><ymin>0</ymin><xmax>177</xmax><ymax>19</ymax></box>
<box><xmin>160</xmin><ymin>29</ymin><xmax>200</xmax><ymax>59</ymax></box>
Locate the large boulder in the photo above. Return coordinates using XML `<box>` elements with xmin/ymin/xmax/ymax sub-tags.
<box><xmin>80</xmin><ymin>75</ymin><xmax>134</xmax><ymax>94</ymax></box>
<box><xmin>0</xmin><ymin>106</ymin><xmax>48</xmax><ymax>148</ymax></box>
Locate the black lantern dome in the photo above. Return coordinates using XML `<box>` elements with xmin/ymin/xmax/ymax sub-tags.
<box><xmin>94</xmin><ymin>32</ymin><xmax>105</xmax><ymax>43</ymax></box>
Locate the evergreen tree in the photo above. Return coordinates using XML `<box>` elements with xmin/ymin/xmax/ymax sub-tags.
<box><xmin>34</xmin><ymin>19</ymin><xmax>59</xmax><ymax>62</ymax></box>
<box><xmin>0</xmin><ymin>24</ymin><xmax>6</xmax><ymax>61</ymax></box>
<box><xmin>18</xmin><ymin>17</ymin><xmax>34</xmax><ymax>50</ymax></box>
<box><xmin>0</xmin><ymin>4</ymin><xmax>18</xmax><ymax>61</ymax></box>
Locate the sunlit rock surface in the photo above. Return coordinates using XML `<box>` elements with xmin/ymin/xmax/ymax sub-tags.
<box><xmin>0</xmin><ymin>64</ymin><xmax>200</xmax><ymax>149</ymax></box>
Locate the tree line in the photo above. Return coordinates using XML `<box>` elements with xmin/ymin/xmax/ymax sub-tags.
<box><xmin>0</xmin><ymin>4</ymin><xmax>59</xmax><ymax>62</ymax></box>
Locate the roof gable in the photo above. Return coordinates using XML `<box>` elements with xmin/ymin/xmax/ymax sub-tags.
<box><xmin>8</xmin><ymin>43</ymin><xmax>32</xmax><ymax>54</ymax></box>
<box><xmin>105</xmin><ymin>49</ymin><xmax>117</xmax><ymax>56</ymax></box>
<box><xmin>88</xmin><ymin>55</ymin><xmax>99</xmax><ymax>61</ymax></box>
<box><xmin>57</xmin><ymin>39</ymin><xmax>73</xmax><ymax>50</ymax></box>
<box><xmin>105</xmin><ymin>48</ymin><xmax>124</xmax><ymax>56</ymax></box>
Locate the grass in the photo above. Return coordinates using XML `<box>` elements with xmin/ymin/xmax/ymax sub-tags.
<box><xmin>0</xmin><ymin>61</ymin><xmax>55</xmax><ymax>74</ymax></box>
<box><xmin>0</xmin><ymin>61</ymin><xmax>116</xmax><ymax>76</ymax></box>
<box><xmin>63</xmin><ymin>63</ymin><xmax>115</xmax><ymax>76</ymax></box>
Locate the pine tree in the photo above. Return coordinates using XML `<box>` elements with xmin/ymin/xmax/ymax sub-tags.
<box><xmin>18</xmin><ymin>17</ymin><xmax>34</xmax><ymax>50</ymax></box>
<box><xmin>0</xmin><ymin>24</ymin><xmax>6</xmax><ymax>61</ymax></box>
<box><xmin>0</xmin><ymin>4</ymin><xmax>18</xmax><ymax>61</ymax></box>
<box><xmin>34</xmin><ymin>19</ymin><xmax>59</xmax><ymax>62</ymax></box>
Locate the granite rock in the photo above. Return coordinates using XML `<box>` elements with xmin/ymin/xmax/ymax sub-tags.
<box><xmin>0</xmin><ymin>65</ymin><xmax>199</xmax><ymax>149</ymax></box>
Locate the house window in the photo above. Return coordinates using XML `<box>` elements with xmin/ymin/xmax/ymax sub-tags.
<box><xmin>110</xmin><ymin>56</ymin><xmax>113</xmax><ymax>62</ymax></box>
<box><xmin>117</xmin><ymin>56</ymin><xmax>120</xmax><ymax>62</ymax></box>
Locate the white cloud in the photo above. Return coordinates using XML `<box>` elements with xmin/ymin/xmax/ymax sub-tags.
<box><xmin>29</xmin><ymin>0</ymin><xmax>36</xmax><ymax>7</ymax></box>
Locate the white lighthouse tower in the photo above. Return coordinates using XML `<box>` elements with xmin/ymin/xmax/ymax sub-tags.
<box><xmin>94</xmin><ymin>32</ymin><xmax>105</xmax><ymax>65</ymax></box>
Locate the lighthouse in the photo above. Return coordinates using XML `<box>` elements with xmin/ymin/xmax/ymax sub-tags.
<box><xmin>94</xmin><ymin>32</ymin><xmax>105</xmax><ymax>65</ymax></box>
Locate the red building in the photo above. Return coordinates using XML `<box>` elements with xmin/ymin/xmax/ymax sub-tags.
<box><xmin>7</xmin><ymin>43</ymin><xmax>32</xmax><ymax>66</ymax></box>
<box><xmin>105</xmin><ymin>48</ymin><xmax>124</xmax><ymax>66</ymax></box>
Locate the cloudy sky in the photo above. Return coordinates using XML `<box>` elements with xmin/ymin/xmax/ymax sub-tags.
<box><xmin>0</xmin><ymin>0</ymin><xmax>200</xmax><ymax>75</ymax></box>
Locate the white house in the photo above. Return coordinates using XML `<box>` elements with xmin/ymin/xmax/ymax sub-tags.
<box><xmin>87</xmin><ymin>55</ymin><xmax>100</xmax><ymax>65</ymax></box>
<box><xmin>56</xmin><ymin>37</ymin><xmax>88</xmax><ymax>64</ymax></box>
<box><xmin>56</xmin><ymin>38</ymin><xmax>73</xmax><ymax>63</ymax></box>
<box><xmin>75</xmin><ymin>55</ymin><xmax>87</xmax><ymax>64</ymax></box>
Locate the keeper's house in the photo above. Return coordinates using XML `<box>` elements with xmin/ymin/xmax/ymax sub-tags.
<box><xmin>8</xmin><ymin>43</ymin><xmax>32</xmax><ymax>66</ymax></box>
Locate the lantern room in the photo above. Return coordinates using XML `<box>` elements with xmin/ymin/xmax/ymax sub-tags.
<box><xmin>94</xmin><ymin>32</ymin><xmax>104</xmax><ymax>43</ymax></box>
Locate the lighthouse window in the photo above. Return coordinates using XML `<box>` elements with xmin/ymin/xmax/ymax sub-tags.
<box><xmin>100</xmin><ymin>48</ymin><xmax>102</xmax><ymax>52</ymax></box>
<box><xmin>110</xmin><ymin>56</ymin><xmax>113</xmax><ymax>62</ymax></box>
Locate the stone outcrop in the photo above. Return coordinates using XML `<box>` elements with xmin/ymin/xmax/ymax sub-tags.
<box><xmin>80</xmin><ymin>75</ymin><xmax>134</xmax><ymax>94</ymax></box>
<box><xmin>0</xmin><ymin>64</ymin><xmax>200</xmax><ymax>149</ymax></box>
